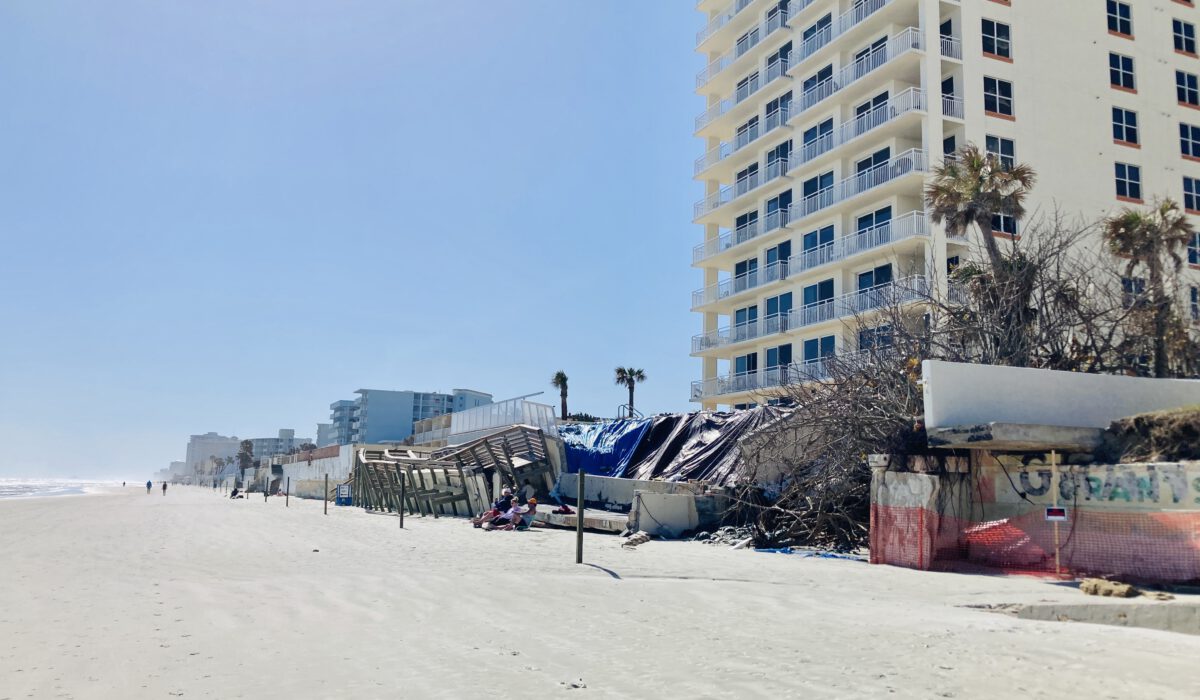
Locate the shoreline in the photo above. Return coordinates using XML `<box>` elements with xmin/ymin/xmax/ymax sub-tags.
<box><xmin>3</xmin><ymin>485</ymin><xmax>1198</xmax><ymax>698</ymax></box>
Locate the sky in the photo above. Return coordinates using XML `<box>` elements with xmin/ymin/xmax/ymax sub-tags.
<box><xmin>0</xmin><ymin>1</ymin><xmax>704</xmax><ymax>478</ymax></box>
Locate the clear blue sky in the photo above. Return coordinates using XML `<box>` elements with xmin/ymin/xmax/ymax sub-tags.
<box><xmin>0</xmin><ymin>1</ymin><xmax>703</xmax><ymax>478</ymax></box>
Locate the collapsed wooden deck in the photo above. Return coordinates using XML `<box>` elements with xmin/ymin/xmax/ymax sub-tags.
<box><xmin>348</xmin><ymin>425</ymin><xmax>558</xmax><ymax>518</ymax></box>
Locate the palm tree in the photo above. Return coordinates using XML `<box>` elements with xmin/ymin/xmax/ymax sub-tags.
<box><xmin>925</xmin><ymin>143</ymin><xmax>1037</xmax><ymax>274</ymax></box>
<box><xmin>551</xmin><ymin>370</ymin><xmax>569</xmax><ymax>419</ymax></box>
<box><xmin>614</xmin><ymin>367</ymin><xmax>646</xmax><ymax>417</ymax></box>
<box><xmin>1103</xmin><ymin>198</ymin><xmax>1195</xmax><ymax>377</ymax></box>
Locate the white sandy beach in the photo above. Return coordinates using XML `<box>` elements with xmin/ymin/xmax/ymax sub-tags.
<box><xmin>1</xmin><ymin>486</ymin><xmax>1198</xmax><ymax>699</ymax></box>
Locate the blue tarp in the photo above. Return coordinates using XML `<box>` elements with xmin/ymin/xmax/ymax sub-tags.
<box><xmin>558</xmin><ymin>419</ymin><xmax>653</xmax><ymax>477</ymax></box>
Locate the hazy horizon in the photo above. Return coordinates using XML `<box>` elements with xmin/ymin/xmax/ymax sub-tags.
<box><xmin>0</xmin><ymin>1</ymin><xmax>703</xmax><ymax>477</ymax></box>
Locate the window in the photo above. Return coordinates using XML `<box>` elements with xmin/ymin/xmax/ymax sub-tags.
<box><xmin>947</xmin><ymin>255</ymin><xmax>961</xmax><ymax>275</ymax></box>
<box><xmin>1115</xmin><ymin>162</ymin><xmax>1142</xmax><ymax>200</ymax></box>
<box><xmin>734</xmin><ymin>352</ymin><xmax>758</xmax><ymax>376</ymax></box>
<box><xmin>984</xmin><ymin>77</ymin><xmax>1013</xmax><ymax>116</ymax></box>
<box><xmin>943</xmin><ymin>135</ymin><xmax>957</xmax><ymax>156</ymax></box>
<box><xmin>1107</xmin><ymin>1</ymin><xmax>1133</xmax><ymax>36</ymax></box>
<box><xmin>802</xmin><ymin>14</ymin><xmax>833</xmax><ymax>50</ymax></box>
<box><xmin>802</xmin><ymin>279</ymin><xmax>835</xmax><ymax>306</ymax></box>
<box><xmin>1187</xmin><ymin>177</ymin><xmax>1200</xmax><ymax>212</ymax></box>
<box><xmin>765</xmin><ymin>191</ymin><xmax>792</xmax><ymax>228</ymax></box>
<box><xmin>802</xmin><ymin>335</ymin><xmax>836</xmax><ymax>363</ymax></box>
<box><xmin>981</xmin><ymin>19</ymin><xmax>1011</xmax><ymax>58</ymax></box>
<box><xmin>1109</xmin><ymin>53</ymin><xmax>1136</xmax><ymax>91</ymax></box>
<box><xmin>801</xmin><ymin>225</ymin><xmax>834</xmax><ymax>253</ymax></box>
<box><xmin>1111</xmin><ymin>108</ymin><xmax>1138</xmax><ymax>145</ymax></box>
<box><xmin>802</xmin><ymin>65</ymin><xmax>833</xmax><ymax>94</ymax></box>
<box><xmin>735</xmin><ymin>210</ymin><xmax>758</xmax><ymax>238</ymax></box>
<box><xmin>991</xmin><ymin>214</ymin><xmax>1018</xmax><ymax>237</ymax></box>
<box><xmin>801</xmin><ymin>171</ymin><xmax>834</xmax><ymax>199</ymax></box>
<box><xmin>857</xmin><ymin>264</ymin><xmax>894</xmax><ymax>290</ymax></box>
<box><xmin>734</xmin><ymin>305</ymin><xmax>759</xmax><ymax>330</ymax></box>
<box><xmin>1183</xmin><ymin>124</ymin><xmax>1200</xmax><ymax>158</ymax></box>
<box><xmin>735</xmin><ymin>116</ymin><xmax>760</xmax><ymax>149</ymax></box>
<box><xmin>765</xmin><ymin>343</ymin><xmax>792</xmax><ymax>369</ymax></box>
<box><xmin>1177</xmin><ymin>70</ymin><xmax>1199</xmax><ymax>106</ymax></box>
<box><xmin>985</xmin><ymin>135</ymin><xmax>1016</xmax><ymax>168</ymax></box>
<box><xmin>765</xmin><ymin>241</ymin><xmax>791</xmax><ymax>269</ymax></box>
<box><xmin>1190</xmin><ymin>231</ymin><xmax>1200</xmax><ymax>264</ymax></box>
<box><xmin>859</xmin><ymin>325</ymin><xmax>893</xmax><ymax>350</ymax></box>
<box><xmin>768</xmin><ymin>41</ymin><xmax>792</xmax><ymax>70</ymax></box>
<box><xmin>857</xmin><ymin>206</ymin><xmax>893</xmax><ymax>233</ymax></box>
<box><xmin>764</xmin><ymin>292</ymin><xmax>793</xmax><ymax>319</ymax></box>
<box><xmin>1121</xmin><ymin>277</ymin><xmax>1146</xmax><ymax>309</ymax></box>
<box><xmin>856</xmin><ymin>147</ymin><xmax>890</xmax><ymax>175</ymax></box>
<box><xmin>1191</xmin><ymin>287</ymin><xmax>1199</xmax><ymax>322</ymax></box>
<box><xmin>1175</xmin><ymin>19</ymin><xmax>1197</xmax><ymax>55</ymax></box>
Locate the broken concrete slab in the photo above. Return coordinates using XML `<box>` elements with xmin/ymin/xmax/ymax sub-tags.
<box><xmin>926</xmin><ymin>422</ymin><xmax>1104</xmax><ymax>451</ymax></box>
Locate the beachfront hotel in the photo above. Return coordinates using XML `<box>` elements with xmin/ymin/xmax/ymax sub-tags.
<box><xmin>690</xmin><ymin>0</ymin><xmax>1200</xmax><ymax>409</ymax></box>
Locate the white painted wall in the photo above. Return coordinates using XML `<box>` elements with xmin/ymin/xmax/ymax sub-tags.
<box><xmin>922</xmin><ymin>360</ymin><xmax>1200</xmax><ymax>430</ymax></box>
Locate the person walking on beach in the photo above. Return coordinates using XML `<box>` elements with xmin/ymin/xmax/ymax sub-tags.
<box><xmin>162</xmin><ymin>482</ymin><xmax>168</xmax><ymax>496</ymax></box>
<box><xmin>146</xmin><ymin>480</ymin><xmax>152</xmax><ymax>494</ymax></box>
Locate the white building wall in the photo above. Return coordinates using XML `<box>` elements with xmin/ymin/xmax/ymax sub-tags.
<box><xmin>690</xmin><ymin>0</ymin><xmax>1200</xmax><ymax>409</ymax></box>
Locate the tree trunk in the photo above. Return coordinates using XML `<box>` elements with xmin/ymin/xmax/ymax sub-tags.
<box><xmin>628</xmin><ymin>384</ymin><xmax>635</xmax><ymax>416</ymax></box>
<box><xmin>1150</xmin><ymin>257</ymin><xmax>1169</xmax><ymax>378</ymax></box>
<box><xmin>560</xmin><ymin>389</ymin><xmax>568</xmax><ymax>420</ymax></box>
<box><xmin>978</xmin><ymin>218</ymin><xmax>1004</xmax><ymax>277</ymax></box>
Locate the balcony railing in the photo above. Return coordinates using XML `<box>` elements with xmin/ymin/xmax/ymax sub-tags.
<box><xmin>940</xmin><ymin>36</ymin><xmax>962</xmax><ymax>60</ymax></box>
<box><xmin>692</xmin><ymin>206</ymin><xmax>790</xmax><ymax>263</ymax></box>
<box><xmin>691</xmin><ymin>312</ymin><xmax>793</xmax><ymax>353</ymax></box>
<box><xmin>691</xmin><ymin>258</ymin><xmax>790</xmax><ymax>309</ymax></box>
<box><xmin>696</xmin><ymin>0</ymin><xmax>757</xmax><ymax>48</ymax></box>
<box><xmin>791</xmin><ymin>0</ymin><xmax>896</xmax><ymax>74</ymax></box>
<box><xmin>794</xmin><ymin>28</ymin><xmax>923</xmax><ymax>119</ymax></box>
<box><xmin>696</xmin><ymin>57</ymin><xmax>791</xmax><ymax>132</ymax></box>
<box><xmin>696</xmin><ymin>6</ymin><xmax>793</xmax><ymax>88</ymax></box>
<box><xmin>690</xmin><ymin>359</ymin><xmax>835</xmax><ymax>400</ymax></box>
<box><xmin>695</xmin><ymin>105</ymin><xmax>792</xmax><ymax>176</ymax></box>
<box><xmin>792</xmin><ymin>87</ymin><xmax>925</xmax><ymax>168</ymax></box>
<box><xmin>789</xmin><ymin>148</ymin><xmax>928</xmax><ymax>222</ymax></box>
<box><xmin>788</xmin><ymin>211</ymin><xmax>928</xmax><ymax>275</ymax></box>
<box><xmin>942</xmin><ymin>95</ymin><xmax>964</xmax><ymax>119</ymax></box>
<box><xmin>694</xmin><ymin>156</ymin><xmax>790</xmax><ymax>219</ymax></box>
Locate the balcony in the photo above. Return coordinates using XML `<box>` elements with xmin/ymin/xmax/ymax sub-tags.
<box><xmin>942</xmin><ymin>95</ymin><xmax>965</xmax><ymax>120</ymax></box>
<box><xmin>790</xmin><ymin>28</ymin><xmax>924</xmax><ymax>122</ymax></box>
<box><xmin>940</xmin><ymin>36</ymin><xmax>962</xmax><ymax>60</ymax></box>
<box><xmin>692</xmin><ymin>312</ymin><xmax>792</xmax><ymax>354</ymax></box>
<box><xmin>788</xmin><ymin>211</ymin><xmax>928</xmax><ymax>276</ymax></box>
<box><xmin>691</xmin><ymin>258</ymin><xmax>790</xmax><ymax>310</ymax></box>
<box><xmin>696</xmin><ymin>0</ymin><xmax>758</xmax><ymax>48</ymax></box>
<box><xmin>694</xmin><ymin>156</ymin><xmax>791</xmax><ymax>221</ymax></box>
<box><xmin>789</xmin><ymin>87</ymin><xmax>925</xmax><ymax>172</ymax></box>
<box><xmin>692</xmin><ymin>207</ymin><xmax>790</xmax><ymax>264</ymax></box>
<box><xmin>694</xmin><ymin>104</ymin><xmax>791</xmax><ymax>178</ymax></box>
<box><xmin>789</xmin><ymin>148</ymin><xmax>928</xmax><ymax>223</ymax></box>
<box><xmin>690</xmin><ymin>358</ymin><xmax>835</xmax><ymax>401</ymax></box>
<box><xmin>787</xmin><ymin>0</ymin><xmax>898</xmax><ymax>78</ymax></box>
<box><xmin>696</xmin><ymin>57</ymin><xmax>791</xmax><ymax>134</ymax></box>
<box><xmin>696</xmin><ymin>6</ymin><xmax>793</xmax><ymax>90</ymax></box>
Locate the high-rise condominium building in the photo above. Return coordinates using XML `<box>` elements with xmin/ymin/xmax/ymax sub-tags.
<box><xmin>691</xmin><ymin>0</ymin><xmax>1200</xmax><ymax>409</ymax></box>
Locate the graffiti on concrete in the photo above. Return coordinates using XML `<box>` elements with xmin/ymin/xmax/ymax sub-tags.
<box><xmin>1000</xmin><ymin>463</ymin><xmax>1200</xmax><ymax>508</ymax></box>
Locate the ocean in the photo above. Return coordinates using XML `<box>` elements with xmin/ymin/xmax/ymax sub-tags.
<box><xmin>0</xmin><ymin>479</ymin><xmax>115</xmax><ymax>500</ymax></box>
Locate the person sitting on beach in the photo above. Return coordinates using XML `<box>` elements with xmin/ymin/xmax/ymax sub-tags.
<box><xmin>499</xmin><ymin>498</ymin><xmax>537</xmax><ymax>531</ymax></box>
<box><xmin>472</xmin><ymin>488</ymin><xmax>513</xmax><ymax>528</ymax></box>
<box><xmin>230</xmin><ymin>487</ymin><xmax>241</xmax><ymax>499</ymax></box>
<box><xmin>486</xmin><ymin>499</ymin><xmax>535</xmax><ymax>531</ymax></box>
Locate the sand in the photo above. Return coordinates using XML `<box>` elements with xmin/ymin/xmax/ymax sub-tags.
<box><xmin>2</xmin><ymin>487</ymin><xmax>1198</xmax><ymax>699</ymax></box>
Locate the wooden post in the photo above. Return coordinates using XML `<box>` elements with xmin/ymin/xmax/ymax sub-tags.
<box><xmin>324</xmin><ymin>473</ymin><xmax>329</xmax><ymax>516</ymax></box>
<box><xmin>286</xmin><ymin>477</ymin><xmax>290</xmax><ymax>507</ymax></box>
<box><xmin>399</xmin><ymin>474</ymin><xmax>405</xmax><ymax>529</ymax></box>
<box><xmin>575</xmin><ymin>471</ymin><xmax>585</xmax><ymax>564</ymax></box>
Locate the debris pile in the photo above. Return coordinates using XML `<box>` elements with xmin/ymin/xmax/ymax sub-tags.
<box><xmin>1100</xmin><ymin>406</ymin><xmax>1200</xmax><ymax>463</ymax></box>
<box><xmin>691</xmin><ymin>526</ymin><xmax>755</xmax><ymax>546</ymax></box>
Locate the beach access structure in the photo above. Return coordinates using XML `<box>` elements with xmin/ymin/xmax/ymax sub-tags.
<box><xmin>349</xmin><ymin>425</ymin><xmax>562</xmax><ymax>518</ymax></box>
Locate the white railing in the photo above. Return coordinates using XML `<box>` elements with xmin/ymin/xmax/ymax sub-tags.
<box><xmin>940</xmin><ymin>36</ymin><xmax>962</xmax><ymax>60</ymax></box>
<box><xmin>788</xmin><ymin>211</ymin><xmax>928</xmax><ymax>274</ymax></box>
<box><xmin>789</xmin><ymin>148</ymin><xmax>928</xmax><ymax>222</ymax></box>
<box><xmin>696</xmin><ymin>0</ymin><xmax>757</xmax><ymax>48</ymax></box>
<box><xmin>791</xmin><ymin>0</ymin><xmax>896</xmax><ymax>74</ymax></box>
<box><xmin>696</xmin><ymin>6</ymin><xmax>792</xmax><ymax>88</ymax></box>
<box><xmin>696</xmin><ymin>57</ymin><xmax>791</xmax><ymax>132</ymax></box>
<box><xmin>694</xmin><ymin>156</ymin><xmax>790</xmax><ymax>219</ymax></box>
<box><xmin>690</xmin><ymin>359</ymin><xmax>834</xmax><ymax>400</ymax></box>
<box><xmin>691</xmin><ymin>312</ymin><xmax>792</xmax><ymax>353</ymax></box>
<box><xmin>692</xmin><ymin>206</ymin><xmax>790</xmax><ymax>262</ymax></box>
<box><xmin>942</xmin><ymin>95</ymin><xmax>964</xmax><ymax>119</ymax></box>
<box><xmin>793</xmin><ymin>87</ymin><xmax>925</xmax><ymax>168</ymax></box>
<box><xmin>794</xmin><ymin>28</ymin><xmax>923</xmax><ymax>119</ymax></box>
<box><xmin>691</xmin><ymin>258</ymin><xmax>790</xmax><ymax>309</ymax></box>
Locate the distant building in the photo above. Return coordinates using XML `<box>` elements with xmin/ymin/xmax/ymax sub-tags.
<box><xmin>327</xmin><ymin>388</ymin><xmax>494</xmax><ymax>445</ymax></box>
<box><xmin>316</xmin><ymin>422</ymin><xmax>337</xmax><ymax>447</ymax></box>
<box><xmin>329</xmin><ymin>400</ymin><xmax>357</xmax><ymax>446</ymax></box>
<box><xmin>185</xmin><ymin>432</ymin><xmax>240</xmax><ymax>473</ymax></box>
<box><xmin>248</xmin><ymin>429</ymin><xmax>312</xmax><ymax>459</ymax></box>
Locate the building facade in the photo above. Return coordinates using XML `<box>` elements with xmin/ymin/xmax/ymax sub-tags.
<box><xmin>248</xmin><ymin>429</ymin><xmax>312</xmax><ymax>459</ymax></box>
<box><xmin>184</xmin><ymin>432</ymin><xmax>240</xmax><ymax>473</ymax></box>
<box><xmin>315</xmin><ymin>422</ymin><xmax>337</xmax><ymax>447</ymax></box>
<box><xmin>326</xmin><ymin>388</ymin><xmax>494</xmax><ymax>445</ymax></box>
<box><xmin>691</xmin><ymin>0</ymin><xmax>1200</xmax><ymax>409</ymax></box>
